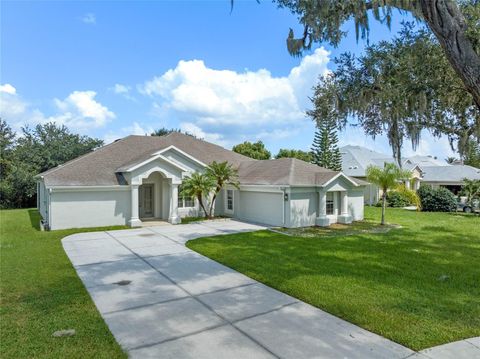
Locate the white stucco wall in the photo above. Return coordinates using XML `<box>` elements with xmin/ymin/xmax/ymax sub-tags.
<box><xmin>348</xmin><ymin>189</ymin><xmax>364</xmax><ymax>221</ymax></box>
<box><xmin>49</xmin><ymin>189</ymin><xmax>130</xmax><ymax>230</ymax></box>
<box><xmin>235</xmin><ymin>190</ymin><xmax>284</xmax><ymax>226</ymax></box>
<box><xmin>289</xmin><ymin>190</ymin><xmax>317</xmax><ymax>227</ymax></box>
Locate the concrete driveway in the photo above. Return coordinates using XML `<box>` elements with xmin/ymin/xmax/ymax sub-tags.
<box><xmin>63</xmin><ymin>219</ymin><xmax>424</xmax><ymax>358</ymax></box>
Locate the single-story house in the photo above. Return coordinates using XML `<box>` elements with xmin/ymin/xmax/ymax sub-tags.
<box><xmin>37</xmin><ymin>133</ymin><xmax>366</xmax><ymax>230</ymax></box>
<box><xmin>340</xmin><ymin>145</ymin><xmax>480</xmax><ymax>204</ymax></box>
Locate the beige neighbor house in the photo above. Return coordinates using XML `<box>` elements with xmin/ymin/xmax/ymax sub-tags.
<box><xmin>37</xmin><ymin>133</ymin><xmax>366</xmax><ymax>230</ymax></box>
<box><xmin>340</xmin><ymin>145</ymin><xmax>480</xmax><ymax>205</ymax></box>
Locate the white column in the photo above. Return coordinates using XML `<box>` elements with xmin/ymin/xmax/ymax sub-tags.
<box><xmin>338</xmin><ymin>190</ymin><xmax>352</xmax><ymax>224</ymax></box>
<box><xmin>405</xmin><ymin>180</ymin><xmax>411</xmax><ymax>190</ymax></box>
<box><xmin>168</xmin><ymin>183</ymin><xmax>180</xmax><ymax>224</ymax></box>
<box><xmin>341</xmin><ymin>191</ymin><xmax>348</xmax><ymax>215</ymax></box>
<box><xmin>316</xmin><ymin>190</ymin><xmax>329</xmax><ymax>227</ymax></box>
<box><xmin>333</xmin><ymin>192</ymin><xmax>339</xmax><ymax>216</ymax></box>
<box><xmin>319</xmin><ymin>191</ymin><xmax>326</xmax><ymax>217</ymax></box>
<box><xmin>129</xmin><ymin>185</ymin><xmax>142</xmax><ymax>227</ymax></box>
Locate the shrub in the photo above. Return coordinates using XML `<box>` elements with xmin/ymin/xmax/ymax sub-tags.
<box><xmin>418</xmin><ymin>185</ymin><xmax>457</xmax><ymax>212</ymax></box>
<box><xmin>386</xmin><ymin>190</ymin><xmax>410</xmax><ymax>207</ymax></box>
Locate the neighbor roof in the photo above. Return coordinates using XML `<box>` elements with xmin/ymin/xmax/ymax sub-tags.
<box><xmin>39</xmin><ymin>133</ymin><xmax>252</xmax><ymax>186</ymax></box>
<box><xmin>340</xmin><ymin>145</ymin><xmax>480</xmax><ymax>182</ymax></box>
<box><xmin>420</xmin><ymin>165</ymin><xmax>480</xmax><ymax>183</ymax></box>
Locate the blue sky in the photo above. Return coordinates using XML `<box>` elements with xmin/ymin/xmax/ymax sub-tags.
<box><xmin>1</xmin><ymin>0</ymin><xmax>455</xmax><ymax>160</ymax></box>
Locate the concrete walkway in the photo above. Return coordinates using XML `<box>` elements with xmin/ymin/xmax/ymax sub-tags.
<box><xmin>62</xmin><ymin>219</ymin><xmax>478</xmax><ymax>359</ymax></box>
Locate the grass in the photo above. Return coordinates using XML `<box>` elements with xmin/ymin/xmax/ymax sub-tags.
<box><xmin>0</xmin><ymin>209</ymin><xmax>127</xmax><ymax>359</ymax></box>
<box><xmin>187</xmin><ymin>207</ymin><xmax>480</xmax><ymax>350</ymax></box>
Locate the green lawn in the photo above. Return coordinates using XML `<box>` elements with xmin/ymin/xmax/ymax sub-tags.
<box><xmin>0</xmin><ymin>209</ymin><xmax>127</xmax><ymax>359</ymax></box>
<box><xmin>187</xmin><ymin>207</ymin><xmax>480</xmax><ymax>350</ymax></box>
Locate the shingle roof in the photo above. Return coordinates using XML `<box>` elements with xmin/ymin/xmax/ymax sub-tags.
<box><xmin>39</xmin><ymin>133</ymin><xmax>253</xmax><ymax>186</ymax></box>
<box><xmin>238</xmin><ymin>158</ymin><xmax>347</xmax><ymax>186</ymax></box>
<box><xmin>39</xmin><ymin>133</ymin><xmax>362</xmax><ymax>188</ymax></box>
<box><xmin>421</xmin><ymin>165</ymin><xmax>480</xmax><ymax>182</ymax></box>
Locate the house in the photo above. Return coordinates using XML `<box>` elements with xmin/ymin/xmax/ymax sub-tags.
<box><xmin>36</xmin><ymin>133</ymin><xmax>366</xmax><ymax>230</ymax></box>
<box><xmin>340</xmin><ymin>145</ymin><xmax>480</xmax><ymax>204</ymax></box>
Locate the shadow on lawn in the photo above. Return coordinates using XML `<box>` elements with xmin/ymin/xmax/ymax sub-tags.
<box><xmin>28</xmin><ymin>209</ymin><xmax>41</xmax><ymax>231</ymax></box>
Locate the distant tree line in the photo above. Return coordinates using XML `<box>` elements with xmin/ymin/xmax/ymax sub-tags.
<box><xmin>0</xmin><ymin>120</ymin><xmax>103</xmax><ymax>208</ymax></box>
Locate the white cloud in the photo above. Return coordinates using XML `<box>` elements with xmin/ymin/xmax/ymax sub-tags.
<box><xmin>0</xmin><ymin>83</ymin><xmax>16</xmax><ymax>95</ymax></box>
<box><xmin>81</xmin><ymin>13</ymin><xmax>96</xmax><ymax>24</ymax></box>
<box><xmin>0</xmin><ymin>88</ymin><xmax>115</xmax><ymax>132</ymax></box>
<box><xmin>139</xmin><ymin>48</ymin><xmax>331</xmax><ymax>147</ymax></box>
<box><xmin>103</xmin><ymin>122</ymin><xmax>154</xmax><ymax>144</ymax></box>
<box><xmin>112</xmin><ymin>84</ymin><xmax>130</xmax><ymax>94</ymax></box>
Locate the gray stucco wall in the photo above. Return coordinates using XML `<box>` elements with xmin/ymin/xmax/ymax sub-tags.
<box><xmin>49</xmin><ymin>190</ymin><xmax>130</xmax><ymax>230</ymax></box>
<box><xmin>347</xmin><ymin>189</ymin><xmax>364</xmax><ymax>221</ymax></box>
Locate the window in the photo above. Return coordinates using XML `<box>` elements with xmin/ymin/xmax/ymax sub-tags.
<box><xmin>177</xmin><ymin>185</ymin><xmax>195</xmax><ymax>208</ymax></box>
<box><xmin>326</xmin><ymin>192</ymin><xmax>334</xmax><ymax>215</ymax></box>
<box><xmin>226</xmin><ymin>189</ymin><xmax>234</xmax><ymax>212</ymax></box>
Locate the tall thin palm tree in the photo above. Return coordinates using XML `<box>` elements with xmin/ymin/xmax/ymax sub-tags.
<box><xmin>366</xmin><ymin>163</ymin><xmax>412</xmax><ymax>225</ymax></box>
<box><xmin>205</xmin><ymin>161</ymin><xmax>239</xmax><ymax>217</ymax></box>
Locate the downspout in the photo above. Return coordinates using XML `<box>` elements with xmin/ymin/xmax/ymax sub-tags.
<box><xmin>281</xmin><ymin>187</ymin><xmax>286</xmax><ymax>227</ymax></box>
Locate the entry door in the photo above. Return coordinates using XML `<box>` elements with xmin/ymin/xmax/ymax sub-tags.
<box><xmin>139</xmin><ymin>184</ymin><xmax>154</xmax><ymax>218</ymax></box>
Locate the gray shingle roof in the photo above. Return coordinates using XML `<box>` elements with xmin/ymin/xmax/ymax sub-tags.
<box><xmin>421</xmin><ymin>165</ymin><xmax>480</xmax><ymax>182</ymax></box>
<box><xmin>340</xmin><ymin>145</ymin><xmax>480</xmax><ymax>183</ymax></box>
<box><xmin>39</xmin><ymin>133</ymin><xmax>362</xmax><ymax>188</ymax></box>
<box><xmin>39</xmin><ymin>133</ymin><xmax>253</xmax><ymax>186</ymax></box>
<box><xmin>237</xmin><ymin>158</ymin><xmax>356</xmax><ymax>186</ymax></box>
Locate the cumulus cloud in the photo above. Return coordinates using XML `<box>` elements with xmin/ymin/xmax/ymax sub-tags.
<box><xmin>139</xmin><ymin>48</ymin><xmax>331</xmax><ymax>147</ymax></box>
<box><xmin>0</xmin><ymin>87</ymin><xmax>115</xmax><ymax>132</ymax></box>
<box><xmin>81</xmin><ymin>13</ymin><xmax>96</xmax><ymax>24</ymax></box>
<box><xmin>0</xmin><ymin>83</ymin><xmax>16</xmax><ymax>95</ymax></box>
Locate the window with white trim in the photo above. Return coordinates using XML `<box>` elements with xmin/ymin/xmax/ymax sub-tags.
<box><xmin>177</xmin><ymin>185</ymin><xmax>195</xmax><ymax>208</ymax></box>
<box><xmin>326</xmin><ymin>192</ymin><xmax>334</xmax><ymax>215</ymax></box>
<box><xmin>226</xmin><ymin>189</ymin><xmax>234</xmax><ymax>211</ymax></box>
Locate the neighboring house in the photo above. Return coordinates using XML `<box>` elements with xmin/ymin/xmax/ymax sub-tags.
<box><xmin>341</xmin><ymin>145</ymin><xmax>480</xmax><ymax>204</ymax></box>
<box><xmin>36</xmin><ymin>133</ymin><xmax>366</xmax><ymax>230</ymax></box>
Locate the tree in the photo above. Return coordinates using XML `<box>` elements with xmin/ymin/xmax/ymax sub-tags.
<box><xmin>309</xmin><ymin>117</ymin><xmax>342</xmax><ymax>171</ymax></box>
<box><xmin>275</xmin><ymin>148</ymin><xmax>313</xmax><ymax>162</ymax></box>
<box><xmin>366</xmin><ymin>163</ymin><xmax>411</xmax><ymax>225</ymax></box>
<box><xmin>464</xmin><ymin>140</ymin><xmax>480</xmax><ymax>167</ymax></box>
<box><xmin>180</xmin><ymin>172</ymin><xmax>216</xmax><ymax>218</ymax></box>
<box><xmin>0</xmin><ymin>122</ymin><xmax>103</xmax><ymax>208</ymax></box>
<box><xmin>205</xmin><ymin>161</ymin><xmax>239</xmax><ymax>217</ymax></box>
<box><xmin>232</xmin><ymin>141</ymin><xmax>271</xmax><ymax>160</ymax></box>
<box><xmin>308</xmin><ymin>23</ymin><xmax>479</xmax><ymax>166</ymax></box>
<box><xmin>151</xmin><ymin>128</ymin><xmax>198</xmax><ymax>138</ymax></box>
<box><xmin>277</xmin><ymin>0</ymin><xmax>480</xmax><ymax>110</ymax></box>
<box><xmin>461</xmin><ymin>178</ymin><xmax>480</xmax><ymax>208</ymax></box>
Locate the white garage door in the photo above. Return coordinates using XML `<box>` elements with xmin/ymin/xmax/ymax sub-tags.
<box><xmin>237</xmin><ymin>191</ymin><xmax>283</xmax><ymax>226</ymax></box>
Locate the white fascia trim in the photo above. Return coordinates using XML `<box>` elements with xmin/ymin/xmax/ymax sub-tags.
<box><xmin>124</xmin><ymin>154</ymin><xmax>189</xmax><ymax>172</ymax></box>
<box><xmin>239</xmin><ymin>185</ymin><xmax>286</xmax><ymax>193</ymax></box>
<box><xmin>153</xmin><ymin>145</ymin><xmax>207</xmax><ymax>167</ymax></box>
<box><xmin>48</xmin><ymin>185</ymin><xmax>130</xmax><ymax>192</ymax></box>
<box><xmin>321</xmin><ymin>173</ymin><xmax>359</xmax><ymax>188</ymax></box>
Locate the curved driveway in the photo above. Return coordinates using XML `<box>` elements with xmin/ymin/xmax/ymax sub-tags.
<box><xmin>63</xmin><ymin>219</ymin><xmax>476</xmax><ymax>359</ymax></box>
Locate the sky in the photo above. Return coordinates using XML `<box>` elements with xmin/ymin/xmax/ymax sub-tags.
<box><xmin>1</xmin><ymin>0</ymin><xmax>456</xmax><ymax>161</ymax></box>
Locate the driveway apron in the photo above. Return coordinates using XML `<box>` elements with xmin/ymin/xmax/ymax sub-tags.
<box><xmin>63</xmin><ymin>219</ymin><xmax>418</xmax><ymax>359</ymax></box>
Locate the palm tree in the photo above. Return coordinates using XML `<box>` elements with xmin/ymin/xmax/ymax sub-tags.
<box><xmin>366</xmin><ymin>163</ymin><xmax>412</xmax><ymax>225</ymax></box>
<box><xmin>205</xmin><ymin>161</ymin><xmax>239</xmax><ymax>217</ymax></box>
<box><xmin>180</xmin><ymin>172</ymin><xmax>216</xmax><ymax>218</ymax></box>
